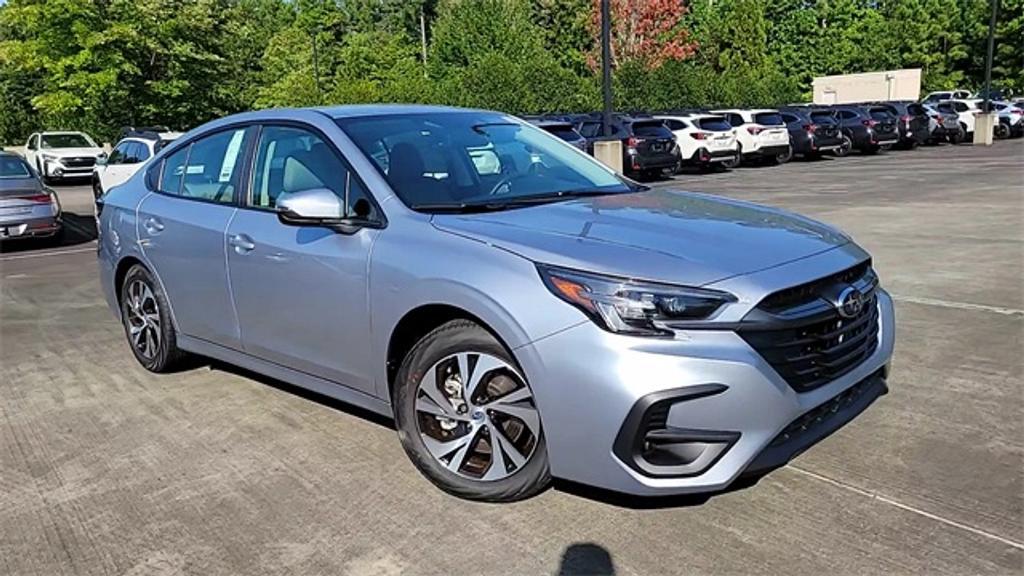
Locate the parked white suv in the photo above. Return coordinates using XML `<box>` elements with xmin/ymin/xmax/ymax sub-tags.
<box><xmin>922</xmin><ymin>89</ymin><xmax>972</xmax><ymax>104</ymax></box>
<box><xmin>24</xmin><ymin>131</ymin><xmax>105</xmax><ymax>183</ymax></box>
<box><xmin>93</xmin><ymin>129</ymin><xmax>182</xmax><ymax>198</ymax></box>
<box><xmin>712</xmin><ymin>109</ymin><xmax>791</xmax><ymax>167</ymax></box>
<box><xmin>943</xmin><ymin>99</ymin><xmax>984</xmax><ymax>137</ymax></box>
<box><xmin>656</xmin><ymin>114</ymin><xmax>738</xmax><ymax>170</ymax></box>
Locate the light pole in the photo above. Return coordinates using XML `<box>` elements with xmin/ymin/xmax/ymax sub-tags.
<box><xmin>600</xmin><ymin>0</ymin><xmax>612</xmax><ymax>137</ymax></box>
<box><xmin>981</xmin><ymin>0</ymin><xmax>998</xmax><ymax>113</ymax></box>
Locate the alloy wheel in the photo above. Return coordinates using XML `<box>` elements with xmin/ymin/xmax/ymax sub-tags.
<box><xmin>125</xmin><ymin>279</ymin><xmax>161</xmax><ymax>360</ymax></box>
<box><xmin>415</xmin><ymin>351</ymin><xmax>540</xmax><ymax>481</ymax></box>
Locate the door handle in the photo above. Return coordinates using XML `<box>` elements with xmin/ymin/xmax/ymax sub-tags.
<box><xmin>143</xmin><ymin>217</ymin><xmax>164</xmax><ymax>234</ymax></box>
<box><xmin>229</xmin><ymin>233</ymin><xmax>256</xmax><ymax>254</ymax></box>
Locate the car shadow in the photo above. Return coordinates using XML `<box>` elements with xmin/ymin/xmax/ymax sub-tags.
<box><xmin>0</xmin><ymin>211</ymin><xmax>98</xmax><ymax>254</ymax></box>
<box><xmin>552</xmin><ymin>472</ymin><xmax>764</xmax><ymax>510</ymax></box>
<box><xmin>557</xmin><ymin>543</ymin><xmax>616</xmax><ymax>576</ymax></box>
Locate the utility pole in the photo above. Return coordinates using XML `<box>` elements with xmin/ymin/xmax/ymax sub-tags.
<box><xmin>981</xmin><ymin>0</ymin><xmax>998</xmax><ymax>113</ymax></box>
<box><xmin>600</xmin><ymin>0</ymin><xmax>612</xmax><ymax>137</ymax></box>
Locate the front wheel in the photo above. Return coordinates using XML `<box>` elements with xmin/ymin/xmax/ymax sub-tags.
<box><xmin>394</xmin><ymin>320</ymin><xmax>550</xmax><ymax>502</ymax></box>
<box><xmin>994</xmin><ymin>124</ymin><xmax>1010</xmax><ymax>140</ymax></box>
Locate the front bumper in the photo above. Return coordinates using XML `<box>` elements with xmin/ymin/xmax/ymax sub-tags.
<box><xmin>42</xmin><ymin>160</ymin><xmax>95</xmax><ymax>179</ymax></box>
<box><xmin>684</xmin><ymin>147</ymin><xmax>737</xmax><ymax>165</ymax></box>
<box><xmin>519</xmin><ymin>283</ymin><xmax>895</xmax><ymax>496</ymax></box>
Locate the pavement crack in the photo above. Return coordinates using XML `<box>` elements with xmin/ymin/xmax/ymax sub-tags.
<box><xmin>787</xmin><ymin>464</ymin><xmax>1024</xmax><ymax>551</ymax></box>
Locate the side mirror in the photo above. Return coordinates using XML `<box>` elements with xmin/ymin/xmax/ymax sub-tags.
<box><xmin>95</xmin><ymin>155</ymin><xmax>107</xmax><ymax>166</ymax></box>
<box><xmin>277</xmin><ymin>188</ymin><xmax>378</xmax><ymax>234</ymax></box>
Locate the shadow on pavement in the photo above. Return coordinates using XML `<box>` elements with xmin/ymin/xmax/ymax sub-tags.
<box><xmin>557</xmin><ymin>543</ymin><xmax>616</xmax><ymax>576</ymax></box>
<box><xmin>553</xmin><ymin>471</ymin><xmax>765</xmax><ymax>510</ymax></box>
<box><xmin>0</xmin><ymin>211</ymin><xmax>97</xmax><ymax>254</ymax></box>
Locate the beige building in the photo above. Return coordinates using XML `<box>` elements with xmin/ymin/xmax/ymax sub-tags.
<box><xmin>812</xmin><ymin>69</ymin><xmax>922</xmax><ymax>104</ymax></box>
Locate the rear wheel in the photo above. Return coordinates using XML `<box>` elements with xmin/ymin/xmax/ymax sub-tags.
<box><xmin>949</xmin><ymin>131</ymin><xmax>964</xmax><ymax>145</ymax></box>
<box><xmin>722</xmin><ymin>146</ymin><xmax>741</xmax><ymax>168</ymax></box>
<box><xmin>394</xmin><ymin>320</ymin><xmax>550</xmax><ymax>502</ymax></box>
<box><xmin>994</xmin><ymin>123</ymin><xmax>1010</xmax><ymax>140</ymax></box>
<box><xmin>833</xmin><ymin>135</ymin><xmax>852</xmax><ymax>157</ymax></box>
<box><xmin>774</xmin><ymin>146</ymin><xmax>793</xmax><ymax>164</ymax></box>
<box><xmin>120</xmin><ymin>265</ymin><xmax>185</xmax><ymax>373</ymax></box>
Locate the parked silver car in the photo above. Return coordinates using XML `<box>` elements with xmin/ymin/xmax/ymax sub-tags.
<box><xmin>97</xmin><ymin>105</ymin><xmax>895</xmax><ymax>502</ymax></box>
<box><xmin>0</xmin><ymin>151</ymin><xmax>63</xmax><ymax>241</ymax></box>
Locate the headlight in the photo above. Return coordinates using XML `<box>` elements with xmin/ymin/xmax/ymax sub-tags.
<box><xmin>41</xmin><ymin>153</ymin><xmax>59</xmax><ymax>162</ymax></box>
<box><xmin>537</xmin><ymin>264</ymin><xmax>735</xmax><ymax>337</ymax></box>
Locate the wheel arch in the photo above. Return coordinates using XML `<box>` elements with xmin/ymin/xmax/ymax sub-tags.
<box><xmin>384</xmin><ymin>303</ymin><xmax>519</xmax><ymax>406</ymax></box>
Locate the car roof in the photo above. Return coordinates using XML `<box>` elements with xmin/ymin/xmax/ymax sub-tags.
<box><xmin>39</xmin><ymin>130</ymin><xmax>91</xmax><ymax>136</ymax></box>
<box><xmin>316</xmin><ymin>104</ymin><xmax>475</xmax><ymax>119</ymax></box>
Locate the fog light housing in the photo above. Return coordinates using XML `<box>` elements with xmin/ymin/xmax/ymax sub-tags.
<box><xmin>613</xmin><ymin>385</ymin><xmax>740</xmax><ymax>478</ymax></box>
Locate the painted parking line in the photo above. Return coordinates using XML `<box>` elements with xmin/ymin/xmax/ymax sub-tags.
<box><xmin>892</xmin><ymin>294</ymin><xmax>1023</xmax><ymax>317</ymax></box>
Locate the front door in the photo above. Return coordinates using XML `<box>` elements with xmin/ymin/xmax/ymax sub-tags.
<box><xmin>226</xmin><ymin>124</ymin><xmax>380</xmax><ymax>394</ymax></box>
<box><xmin>137</xmin><ymin>126</ymin><xmax>254</xmax><ymax>349</ymax></box>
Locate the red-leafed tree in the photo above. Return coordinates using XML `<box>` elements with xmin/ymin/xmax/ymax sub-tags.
<box><xmin>588</xmin><ymin>0</ymin><xmax>697</xmax><ymax>70</ymax></box>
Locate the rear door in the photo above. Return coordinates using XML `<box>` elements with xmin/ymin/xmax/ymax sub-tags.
<box><xmin>137</xmin><ymin>126</ymin><xmax>254</xmax><ymax>349</ymax></box>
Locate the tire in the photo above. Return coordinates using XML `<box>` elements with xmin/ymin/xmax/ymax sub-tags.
<box><xmin>120</xmin><ymin>264</ymin><xmax>185</xmax><ymax>373</ymax></box>
<box><xmin>394</xmin><ymin>319</ymin><xmax>550</xmax><ymax>502</ymax></box>
<box><xmin>994</xmin><ymin>124</ymin><xmax>1010</xmax><ymax>140</ymax></box>
<box><xmin>833</xmin><ymin>135</ymin><xmax>852</xmax><ymax>158</ymax></box>
<box><xmin>774</xmin><ymin>146</ymin><xmax>793</xmax><ymax>165</ymax></box>
<box><xmin>722</xmin><ymin>146</ymin><xmax>741</xmax><ymax>168</ymax></box>
<box><xmin>92</xmin><ymin>177</ymin><xmax>103</xmax><ymax>200</ymax></box>
<box><xmin>949</xmin><ymin>131</ymin><xmax>964</xmax><ymax>145</ymax></box>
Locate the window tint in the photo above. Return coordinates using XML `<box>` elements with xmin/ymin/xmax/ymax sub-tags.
<box><xmin>754</xmin><ymin>112</ymin><xmax>785</xmax><ymax>126</ymax></box>
<box><xmin>696</xmin><ymin>117</ymin><xmax>732</xmax><ymax>131</ymax></box>
<box><xmin>123</xmin><ymin>142</ymin><xmax>143</xmax><ymax>164</ymax></box>
<box><xmin>908</xmin><ymin>104</ymin><xmax>925</xmax><ymax>116</ymax></box>
<box><xmin>579</xmin><ymin>122</ymin><xmax>601</xmax><ymax>138</ymax></box>
<box><xmin>869</xmin><ymin>108</ymin><xmax>893</xmax><ymax>121</ymax></box>
<box><xmin>810</xmin><ymin>111</ymin><xmax>835</xmax><ymax>124</ymax></box>
<box><xmin>41</xmin><ymin>133</ymin><xmax>95</xmax><ymax>148</ymax></box>
<box><xmin>108</xmin><ymin>143</ymin><xmax>130</xmax><ymax>165</ymax></box>
<box><xmin>953</xmin><ymin>102</ymin><xmax>968</xmax><ymax>112</ymax></box>
<box><xmin>179</xmin><ymin>128</ymin><xmax>250</xmax><ymax>203</ymax></box>
<box><xmin>839</xmin><ymin>110</ymin><xmax>857</xmax><ymax>120</ymax></box>
<box><xmin>250</xmin><ymin>125</ymin><xmax>373</xmax><ymax>217</ymax></box>
<box><xmin>780</xmin><ymin>113</ymin><xmax>798</xmax><ymax>124</ymax></box>
<box><xmin>663</xmin><ymin>119</ymin><xmax>687</xmax><ymax>131</ymax></box>
<box><xmin>135</xmin><ymin>142</ymin><xmax>151</xmax><ymax>162</ymax></box>
<box><xmin>159</xmin><ymin>146</ymin><xmax>189</xmax><ymax>195</ymax></box>
<box><xmin>937</xmin><ymin>102</ymin><xmax>956</xmax><ymax>113</ymax></box>
<box><xmin>544</xmin><ymin>125</ymin><xmax>582</xmax><ymax>141</ymax></box>
<box><xmin>727</xmin><ymin>114</ymin><xmax>744</xmax><ymax>127</ymax></box>
<box><xmin>631</xmin><ymin>121</ymin><xmax>673</xmax><ymax>138</ymax></box>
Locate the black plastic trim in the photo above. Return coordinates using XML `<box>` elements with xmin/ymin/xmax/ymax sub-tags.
<box><xmin>742</xmin><ymin>371</ymin><xmax>888</xmax><ymax>477</ymax></box>
<box><xmin>612</xmin><ymin>384</ymin><xmax>739</xmax><ymax>478</ymax></box>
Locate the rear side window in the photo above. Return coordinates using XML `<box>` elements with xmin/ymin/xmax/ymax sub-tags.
<box><xmin>810</xmin><ymin>111</ymin><xmax>836</xmax><ymax>124</ymax></box>
<box><xmin>181</xmin><ymin>128</ymin><xmax>251</xmax><ymax>203</ymax></box>
<box><xmin>726</xmin><ymin>114</ymin><xmax>745</xmax><ymax>127</ymax></box>
<box><xmin>579</xmin><ymin>122</ymin><xmax>601</xmax><ymax>138</ymax></box>
<box><xmin>696</xmin><ymin>117</ymin><xmax>732</xmax><ymax>131</ymax></box>
<box><xmin>663</xmin><ymin>119</ymin><xmax>688</xmax><ymax>131</ymax></box>
<box><xmin>779</xmin><ymin>113</ymin><xmax>800</xmax><ymax>124</ymax></box>
<box><xmin>937</xmin><ymin>103</ymin><xmax>956</xmax><ymax>114</ymax></box>
<box><xmin>631</xmin><ymin>121</ymin><xmax>673</xmax><ymax>138</ymax></box>
<box><xmin>754</xmin><ymin>112</ymin><xmax>784</xmax><ymax>126</ymax></box>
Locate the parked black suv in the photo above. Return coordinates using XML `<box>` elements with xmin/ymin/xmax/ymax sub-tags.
<box><xmin>575</xmin><ymin>114</ymin><xmax>679</xmax><ymax>179</ymax></box>
<box><xmin>829</xmin><ymin>105</ymin><xmax>900</xmax><ymax>154</ymax></box>
<box><xmin>778</xmin><ymin>107</ymin><xmax>845</xmax><ymax>158</ymax></box>
<box><xmin>871</xmin><ymin>101</ymin><xmax>930</xmax><ymax>148</ymax></box>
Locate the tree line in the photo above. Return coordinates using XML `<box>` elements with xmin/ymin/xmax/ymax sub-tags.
<box><xmin>1</xmin><ymin>0</ymin><xmax>1020</xmax><ymax>144</ymax></box>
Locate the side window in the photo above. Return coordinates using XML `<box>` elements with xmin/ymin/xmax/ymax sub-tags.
<box><xmin>953</xmin><ymin>102</ymin><xmax>968</xmax><ymax>112</ymax></box>
<box><xmin>28</xmin><ymin>135</ymin><xmax>38</xmax><ymax>150</ymax></box>
<box><xmin>780</xmin><ymin>113</ymin><xmax>798</xmax><ymax>124</ymax></box>
<box><xmin>135</xmin><ymin>142</ymin><xmax>152</xmax><ymax>163</ymax></box>
<box><xmin>579</xmin><ymin>122</ymin><xmax>600</xmax><ymax>138</ymax></box>
<box><xmin>664</xmin><ymin>119</ymin><xmax>685</xmax><ymax>131</ymax></box>
<box><xmin>728</xmin><ymin>114</ymin><xmax>744</xmax><ymax>127</ymax></box>
<box><xmin>180</xmin><ymin>128</ymin><xmax>251</xmax><ymax>203</ymax></box>
<box><xmin>250</xmin><ymin>125</ymin><xmax>373</xmax><ymax>217</ymax></box>
<box><xmin>123</xmin><ymin>143</ymin><xmax>142</xmax><ymax>164</ymax></box>
<box><xmin>839</xmin><ymin>110</ymin><xmax>855</xmax><ymax>120</ymax></box>
<box><xmin>160</xmin><ymin>145</ymin><xmax>189</xmax><ymax>195</ymax></box>
<box><xmin>108</xmin><ymin>143</ymin><xmax>129</xmax><ymax>165</ymax></box>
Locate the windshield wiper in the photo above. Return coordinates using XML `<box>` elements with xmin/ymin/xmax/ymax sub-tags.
<box><xmin>409</xmin><ymin>201</ymin><xmax>515</xmax><ymax>213</ymax></box>
<box><xmin>411</xmin><ymin>186</ymin><xmax>646</xmax><ymax>213</ymax></box>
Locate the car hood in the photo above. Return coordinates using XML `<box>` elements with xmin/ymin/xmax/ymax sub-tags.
<box><xmin>0</xmin><ymin>176</ymin><xmax>44</xmax><ymax>198</ymax></box>
<box><xmin>431</xmin><ymin>189</ymin><xmax>850</xmax><ymax>287</ymax></box>
<box><xmin>40</xmin><ymin>147</ymin><xmax>104</xmax><ymax>157</ymax></box>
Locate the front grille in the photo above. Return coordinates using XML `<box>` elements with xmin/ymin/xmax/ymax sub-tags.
<box><xmin>61</xmin><ymin>157</ymin><xmax>95</xmax><ymax>168</ymax></box>
<box><xmin>740</xmin><ymin>261</ymin><xmax>881</xmax><ymax>393</ymax></box>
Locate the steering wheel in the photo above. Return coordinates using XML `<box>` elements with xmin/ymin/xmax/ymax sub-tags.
<box><xmin>486</xmin><ymin>163</ymin><xmax>546</xmax><ymax>196</ymax></box>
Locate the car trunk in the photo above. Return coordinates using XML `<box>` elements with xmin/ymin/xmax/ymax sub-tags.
<box><xmin>629</xmin><ymin>121</ymin><xmax>677</xmax><ymax>168</ymax></box>
<box><xmin>868</xmin><ymin>108</ymin><xmax>898</xmax><ymax>138</ymax></box>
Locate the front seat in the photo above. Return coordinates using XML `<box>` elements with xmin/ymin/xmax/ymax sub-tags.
<box><xmin>388</xmin><ymin>142</ymin><xmax>447</xmax><ymax>206</ymax></box>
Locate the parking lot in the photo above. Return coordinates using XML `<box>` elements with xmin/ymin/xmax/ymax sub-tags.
<box><xmin>1</xmin><ymin>139</ymin><xmax>1021</xmax><ymax>575</ymax></box>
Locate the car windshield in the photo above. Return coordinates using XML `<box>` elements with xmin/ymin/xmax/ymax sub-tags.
<box><xmin>337</xmin><ymin>112</ymin><xmax>631</xmax><ymax>211</ymax></box>
<box><xmin>754</xmin><ymin>112</ymin><xmax>785</xmax><ymax>126</ymax></box>
<box><xmin>695</xmin><ymin>117</ymin><xmax>732</xmax><ymax>131</ymax></box>
<box><xmin>41</xmin><ymin>133</ymin><xmax>94</xmax><ymax>149</ymax></box>
<box><xmin>0</xmin><ymin>156</ymin><xmax>32</xmax><ymax>179</ymax></box>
